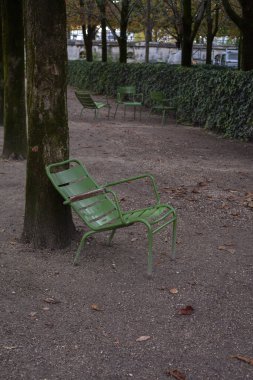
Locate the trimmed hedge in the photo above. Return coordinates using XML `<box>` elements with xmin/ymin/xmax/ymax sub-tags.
<box><xmin>68</xmin><ymin>61</ymin><xmax>253</xmax><ymax>140</ymax></box>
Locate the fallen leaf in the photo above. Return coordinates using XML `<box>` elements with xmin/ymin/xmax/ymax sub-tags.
<box><xmin>231</xmin><ymin>355</ymin><xmax>253</xmax><ymax>366</ymax></box>
<box><xmin>29</xmin><ymin>312</ymin><xmax>37</xmax><ymax>317</ymax></box>
<box><xmin>43</xmin><ymin>297</ymin><xmax>61</xmax><ymax>304</ymax></box>
<box><xmin>191</xmin><ymin>188</ymin><xmax>200</xmax><ymax>194</ymax></box>
<box><xmin>136</xmin><ymin>335</ymin><xmax>151</xmax><ymax>342</ymax></box>
<box><xmin>3</xmin><ymin>346</ymin><xmax>18</xmax><ymax>350</ymax></box>
<box><xmin>165</xmin><ymin>369</ymin><xmax>186</xmax><ymax>380</ymax></box>
<box><xmin>178</xmin><ymin>305</ymin><xmax>194</xmax><ymax>315</ymax></box>
<box><xmin>218</xmin><ymin>245</ymin><xmax>235</xmax><ymax>254</ymax></box>
<box><xmin>131</xmin><ymin>237</ymin><xmax>138</xmax><ymax>242</ymax></box>
<box><xmin>169</xmin><ymin>288</ymin><xmax>179</xmax><ymax>294</ymax></box>
<box><xmin>197</xmin><ymin>181</ymin><xmax>208</xmax><ymax>187</ymax></box>
<box><xmin>91</xmin><ymin>303</ymin><xmax>102</xmax><ymax>311</ymax></box>
<box><xmin>42</xmin><ymin>306</ymin><xmax>50</xmax><ymax>311</ymax></box>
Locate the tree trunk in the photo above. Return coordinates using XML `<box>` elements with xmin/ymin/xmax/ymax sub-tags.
<box><xmin>241</xmin><ymin>27</ymin><xmax>253</xmax><ymax>71</ymax></box>
<box><xmin>145</xmin><ymin>0</ymin><xmax>151</xmax><ymax>63</ymax></box>
<box><xmin>206</xmin><ymin>31</ymin><xmax>214</xmax><ymax>64</ymax></box>
<box><xmin>82</xmin><ymin>24</ymin><xmax>96</xmax><ymax>62</ymax></box>
<box><xmin>2</xmin><ymin>0</ymin><xmax>27</xmax><ymax>158</ymax></box>
<box><xmin>222</xmin><ymin>0</ymin><xmax>253</xmax><ymax>70</ymax></box>
<box><xmin>23</xmin><ymin>0</ymin><xmax>74</xmax><ymax>248</ymax></box>
<box><xmin>101</xmin><ymin>15</ymin><xmax>107</xmax><ymax>62</ymax></box>
<box><xmin>181</xmin><ymin>0</ymin><xmax>192</xmax><ymax>67</ymax></box>
<box><xmin>0</xmin><ymin>2</ymin><xmax>3</xmax><ymax>126</ymax></box>
<box><xmin>118</xmin><ymin>19</ymin><xmax>128</xmax><ymax>63</ymax></box>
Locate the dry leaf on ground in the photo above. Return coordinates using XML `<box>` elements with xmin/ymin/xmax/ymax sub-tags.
<box><xmin>178</xmin><ymin>305</ymin><xmax>194</xmax><ymax>315</ymax></box>
<box><xmin>136</xmin><ymin>335</ymin><xmax>151</xmax><ymax>342</ymax></box>
<box><xmin>43</xmin><ymin>297</ymin><xmax>61</xmax><ymax>304</ymax></box>
<box><xmin>165</xmin><ymin>368</ymin><xmax>186</xmax><ymax>379</ymax></box>
<box><xmin>218</xmin><ymin>245</ymin><xmax>235</xmax><ymax>254</ymax></box>
<box><xmin>169</xmin><ymin>288</ymin><xmax>179</xmax><ymax>294</ymax></box>
<box><xmin>231</xmin><ymin>355</ymin><xmax>253</xmax><ymax>366</ymax></box>
<box><xmin>91</xmin><ymin>303</ymin><xmax>103</xmax><ymax>311</ymax></box>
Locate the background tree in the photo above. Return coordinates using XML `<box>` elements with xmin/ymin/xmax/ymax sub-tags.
<box><xmin>205</xmin><ymin>0</ymin><xmax>220</xmax><ymax>64</ymax></box>
<box><xmin>80</xmin><ymin>0</ymin><xmax>99</xmax><ymax>61</ymax></box>
<box><xmin>222</xmin><ymin>0</ymin><xmax>253</xmax><ymax>70</ymax></box>
<box><xmin>1</xmin><ymin>0</ymin><xmax>27</xmax><ymax>158</ymax></box>
<box><xmin>23</xmin><ymin>0</ymin><xmax>74</xmax><ymax>248</ymax></box>
<box><xmin>181</xmin><ymin>0</ymin><xmax>208</xmax><ymax>66</ymax></box>
<box><xmin>107</xmin><ymin>0</ymin><xmax>138</xmax><ymax>63</ymax></box>
<box><xmin>96</xmin><ymin>0</ymin><xmax>108</xmax><ymax>62</ymax></box>
<box><xmin>0</xmin><ymin>1</ymin><xmax>3</xmax><ymax>126</ymax></box>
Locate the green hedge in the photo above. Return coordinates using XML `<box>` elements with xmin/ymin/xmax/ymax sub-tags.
<box><xmin>68</xmin><ymin>61</ymin><xmax>253</xmax><ymax>140</ymax></box>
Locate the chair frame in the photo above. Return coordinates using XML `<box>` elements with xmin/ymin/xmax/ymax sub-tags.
<box><xmin>114</xmin><ymin>86</ymin><xmax>143</xmax><ymax>120</ymax></box>
<box><xmin>149</xmin><ymin>91</ymin><xmax>176</xmax><ymax>125</ymax></box>
<box><xmin>75</xmin><ymin>90</ymin><xmax>111</xmax><ymax>119</ymax></box>
<box><xmin>46</xmin><ymin>158</ymin><xmax>177</xmax><ymax>275</ymax></box>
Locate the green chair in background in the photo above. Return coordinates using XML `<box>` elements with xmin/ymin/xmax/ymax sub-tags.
<box><xmin>114</xmin><ymin>86</ymin><xmax>143</xmax><ymax>120</ymax></box>
<box><xmin>149</xmin><ymin>91</ymin><xmax>177</xmax><ymax>125</ymax></box>
<box><xmin>75</xmin><ymin>90</ymin><xmax>111</xmax><ymax>118</ymax></box>
<box><xmin>46</xmin><ymin>158</ymin><xmax>177</xmax><ymax>275</ymax></box>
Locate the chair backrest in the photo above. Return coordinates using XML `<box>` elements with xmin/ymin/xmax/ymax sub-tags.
<box><xmin>117</xmin><ymin>86</ymin><xmax>136</xmax><ymax>102</ymax></box>
<box><xmin>75</xmin><ymin>91</ymin><xmax>97</xmax><ymax>109</ymax></box>
<box><xmin>149</xmin><ymin>91</ymin><xmax>165</xmax><ymax>105</ymax></box>
<box><xmin>46</xmin><ymin>159</ymin><xmax>119</xmax><ymax>229</ymax></box>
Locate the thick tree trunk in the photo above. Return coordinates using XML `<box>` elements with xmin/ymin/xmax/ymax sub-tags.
<box><xmin>101</xmin><ymin>17</ymin><xmax>107</xmax><ymax>62</ymax></box>
<box><xmin>0</xmin><ymin>3</ymin><xmax>3</xmax><ymax>126</ymax></box>
<box><xmin>2</xmin><ymin>0</ymin><xmax>27</xmax><ymax>158</ymax></box>
<box><xmin>241</xmin><ymin>27</ymin><xmax>253</xmax><ymax>71</ymax></box>
<box><xmin>82</xmin><ymin>25</ymin><xmax>96</xmax><ymax>62</ymax></box>
<box><xmin>118</xmin><ymin>22</ymin><xmax>128</xmax><ymax>63</ymax></box>
<box><xmin>222</xmin><ymin>0</ymin><xmax>253</xmax><ymax>70</ymax></box>
<box><xmin>181</xmin><ymin>0</ymin><xmax>192</xmax><ymax>67</ymax></box>
<box><xmin>23</xmin><ymin>0</ymin><xmax>74</xmax><ymax>248</ymax></box>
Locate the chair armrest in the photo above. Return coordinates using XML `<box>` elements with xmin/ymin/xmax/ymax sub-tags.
<box><xmin>63</xmin><ymin>188</ymin><xmax>106</xmax><ymax>205</ymax></box>
<box><xmin>103</xmin><ymin>174</ymin><xmax>160</xmax><ymax>203</ymax></box>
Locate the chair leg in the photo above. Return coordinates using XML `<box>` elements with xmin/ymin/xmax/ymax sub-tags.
<box><xmin>107</xmin><ymin>105</ymin><xmax>111</xmax><ymax>118</ymax></box>
<box><xmin>74</xmin><ymin>231</ymin><xmax>94</xmax><ymax>265</ymax></box>
<box><xmin>171</xmin><ymin>216</ymin><xmax>177</xmax><ymax>259</ymax></box>
<box><xmin>108</xmin><ymin>229</ymin><xmax>116</xmax><ymax>245</ymax></box>
<box><xmin>114</xmin><ymin>104</ymin><xmax>119</xmax><ymax>118</ymax></box>
<box><xmin>147</xmin><ymin>228</ymin><xmax>153</xmax><ymax>275</ymax></box>
<box><xmin>162</xmin><ymin>110</ymin><xmax>166</xmax><ymax>125</ymax></box>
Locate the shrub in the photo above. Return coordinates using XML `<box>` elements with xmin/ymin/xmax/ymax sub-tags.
<box><xmin>68</xmin><ymin>61</ymin><xmax>253</xmax><ymax>140</ymax></box>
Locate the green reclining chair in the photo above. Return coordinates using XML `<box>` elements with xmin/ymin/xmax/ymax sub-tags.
<box><xmin>75</xmin><ymin>90</ymin><xmax>111</xmax><ymax>118</ymax></box>
<box><xmin>46</xmin><ymin>158</ymin><xmax>177</xmax><ymax>275</ymax></box>
<box><xmin>114</xmin><ymin>86</ymin><xmax>143</xmax><ymax>120</ymax></box>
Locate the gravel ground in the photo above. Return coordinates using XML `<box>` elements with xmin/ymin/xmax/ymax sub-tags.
<box><xmin>0</xmin><ymin>86</ymin><xmax>253</xmax><ymax>380</ymax></box>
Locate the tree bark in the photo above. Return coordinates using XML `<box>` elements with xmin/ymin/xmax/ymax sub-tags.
<box><xmin>82</xmin><ymin>24</ymin><xmax>96</xmax><ymax>62</ymax></box>
<box><xmin>101</xmin><ymin>6</ymin><xmax>107</xmax><ymax>62</ymax></box>
<box><xmin>181</xmin><ymin>0</ymin><xmax>192</xmax><ymax>66</ymax></box>
<box><xmin>2</xmin><ymin>0</ymin><xmax>27</xmax><ymax>158</ymax></box>
<box><xmin>222</xmin><ymin>0</ymin><xmax>253</xmax><ymax>70</ymax></box>
<box><xmin>23</xmin><ymin>0</ymin><xmax>74</xmax><ymax>248</ymax></box>
<box><xmin>206</xmin><ymin>0</ymin><xmax>219</xmax><ymax>64</ymax></box>
<box><xmin>0</xmin><ymin>2</ymin><xmax>3</xmax><ymax>126</ymax></box>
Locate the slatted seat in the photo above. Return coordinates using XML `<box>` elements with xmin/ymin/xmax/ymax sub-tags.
<box><xmin>46</xmin><ymin>158</ymin><xmax>177</xmax><ymax>275</ymax></box>
<box><xmin>75</xmin><ymin>90</ymin><xmax>111</xmax><ymax>118</ymax></box>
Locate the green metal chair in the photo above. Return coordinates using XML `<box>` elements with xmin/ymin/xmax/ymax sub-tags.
<box><xmin>114</xmin><ymin>86</ymin><xmax>143</xmax><ymax>120</ymax></box>
<box><xmin>46</xmin><ymin>158</ymin><xmax>177</xmax><ymax>275</ymax></box>
<box><xmin>75</xmin><ymin>90</ymin><xmax>111</xmax><ymax>118</ymax></box>
<box><xmin>149</xmin><ymin>91</ymin><xmax>177</xmax><ymax>125</ymax></box>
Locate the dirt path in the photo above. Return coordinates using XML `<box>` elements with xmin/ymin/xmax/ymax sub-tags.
<box><xmin>0</xmin><ymin>87</ymin><xmax>253</xmax><ymax>380</ymax></box>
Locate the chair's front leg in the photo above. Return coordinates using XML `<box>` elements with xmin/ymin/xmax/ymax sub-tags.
<box><xmin>74</xmin><ymin>230</ymin><xmax>95</xmax><ymax>265</ymax></box>
<box><xmin>108</xmin><ymin>229</ymin><xmax>116</xmax><ymax>245</ymax></box>
<box><xmin>171</xmin><ymin>216</ymin><xmax>177</xmax><ymax>259</ymax></box>
<box><xmin>114</xmin><ymin>104</ymin><xmax>119</xmax><ymax>119</ymax></box>
<box><xmin>147</xmin><ymin>227</ymin><xmax>153</xmax><ymax>275</ymax></box>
